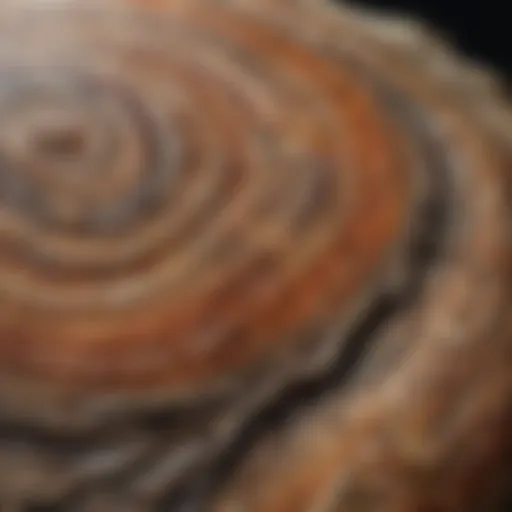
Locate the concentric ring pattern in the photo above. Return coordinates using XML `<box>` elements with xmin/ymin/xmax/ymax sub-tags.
<box><xmin>0</xmin><ymin>0</ymin><xmax>510</xmax><ymax>511</ymax></box>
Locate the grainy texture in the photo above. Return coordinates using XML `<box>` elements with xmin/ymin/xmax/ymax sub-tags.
<box><xmin>0</xmin><ymin>0</ymin><xmax>510</xmax><ymax>511</ymax></box>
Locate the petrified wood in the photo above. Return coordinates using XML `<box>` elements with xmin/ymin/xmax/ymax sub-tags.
<box><xmin>0</xmin><ymin>0</ymin><xmax>510</xmax><ymax>511</ymax></box>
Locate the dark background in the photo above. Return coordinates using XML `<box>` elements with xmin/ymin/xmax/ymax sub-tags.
<box><xmin>344</xmin><ymin>0</ymin><xmax>510</xmax><ymax>81</ymax></box>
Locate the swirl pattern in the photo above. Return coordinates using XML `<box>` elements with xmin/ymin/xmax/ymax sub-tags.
<box><xmin>0</xmin><ymin>0</ymin><xmax>510</xmax><ymax>511</ymax></box>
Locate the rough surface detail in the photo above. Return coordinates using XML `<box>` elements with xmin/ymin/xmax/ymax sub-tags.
<box><xmin>0</xmin><ymin>0</ymin><xmax>510</xmax><ymax>510</ymax></box>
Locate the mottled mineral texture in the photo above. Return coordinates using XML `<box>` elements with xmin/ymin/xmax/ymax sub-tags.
<box><xmin>0</xmin><ymin>1</ymin><xmax>509</xmax><ymax>511</ymax></box>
